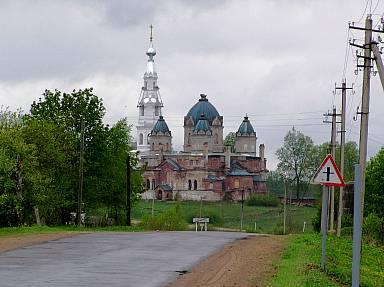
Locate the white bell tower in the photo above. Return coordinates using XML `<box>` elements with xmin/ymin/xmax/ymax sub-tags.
<box><xmin>136</xmin><ymin>25</ymin><xmax>163</xmax><ymax>153</ymax></box>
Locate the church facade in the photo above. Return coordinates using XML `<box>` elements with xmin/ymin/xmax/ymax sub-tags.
<box><xmin>136</xmin><ymin>31</ymin><xmax>268</xmax><ymax>201</ymax></box>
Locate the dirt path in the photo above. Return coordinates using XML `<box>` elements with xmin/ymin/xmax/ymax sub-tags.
<box><xmin>169</xmin><ymin>235</ymin><xmax>286</xmax><ymax>287</ymax></box>
<box><xmin>0</xmin><ymin>233</ymin><xmax>79</xmax><ymax>253</ymax></box>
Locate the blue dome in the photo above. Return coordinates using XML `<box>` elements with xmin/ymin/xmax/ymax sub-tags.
<box><xmin>187</xmin><ymin>94</ymin><xmax>220</xmax><ymax>125</ymax></box>
<box><xmin>152</xmin><ymin>116</ymin><xmax>171</xmax><ymax>135</ymax></box>
<box><xmin>237</xmin><ymin>116</ymin><xmax>255</xmax><ymax>135</ymax></box>
<box><xmin>194</xmin><ymin>114</ymin><xmax>211</xmax><ymax>133</ymax></box>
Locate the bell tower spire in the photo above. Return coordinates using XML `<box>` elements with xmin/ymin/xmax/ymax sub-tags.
<box><xmin>136</xmin><ymin>25</ymin><xmax>164</xmax><ymax>153</ymax></box>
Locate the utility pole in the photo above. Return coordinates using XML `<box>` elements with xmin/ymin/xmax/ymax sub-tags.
<box><xmin>323</xmin><ymin>108</ymin><xmax>339</xmax><ymax>232</ymax></box>
<box><xmin>335</xmin><ymin>79</ymin><xmax>353</xmax><ymax>237</ymax></box>
<box><xmin>126</xmin><ymin>153</ymin><xmax>131</xmax><ymax>226</ymax></box>
<box><xmin>77</xmin><ymin>119</ymin><xmax>85</xmax><ymax>227</ymax></box>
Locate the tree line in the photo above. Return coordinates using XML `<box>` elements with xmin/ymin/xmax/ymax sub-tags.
<box><xmin>0</xmin><ymin>88</ymin><xmax>143</xmax><ymax>227</ymax></box>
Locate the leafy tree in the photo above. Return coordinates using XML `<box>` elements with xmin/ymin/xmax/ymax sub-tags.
<box><xmin>224</xmin><ymin>132</ymin><xmax>236</xmax><ymax>151</ymax></box>
<box><xmin>276</xmin><ymin>127</ymin><xmax>317</xmax><ymax>199</ymax></box>
<box><xmin>365</xmin><ymin>148</ymin><xmax>384</xmax><ymax>218</ymax></box>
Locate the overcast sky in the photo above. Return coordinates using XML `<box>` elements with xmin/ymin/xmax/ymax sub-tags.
<box><xmin>1</xmin><ymin>0</ymin><xmax>384</xmax><ymax>169</ymax></box>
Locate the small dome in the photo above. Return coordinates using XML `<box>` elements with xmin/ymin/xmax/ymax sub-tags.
<box><xmin>186</xmin><ymin>94</ymin><xmax>220</xmax><ymax>125</ymax></box>
<box><xmin>146</xmin><ymin>44</ymin><xmax>156</xmax><ymax>57</ymax></box>
<box><xmin>152</xmin><ymin>116</ymin><xmax>171</xmax><ymax>135</ymax></box>
<box><xmin>194</xmin><ymin>114</ymin><xmax>211</xmax><ymax>133</ymax></box>
<box><xmin>237</xmin><ymin>116</ymin><xmax>255</xmax><ymax>135</ymax></box>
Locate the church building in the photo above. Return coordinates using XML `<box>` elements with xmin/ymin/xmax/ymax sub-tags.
<box><xmin>136</xmin><ymin>29</ymin><xmax>268</xmax><ymax>201</ymax></box>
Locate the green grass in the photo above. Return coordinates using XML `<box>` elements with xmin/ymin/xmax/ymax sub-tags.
<box><xmin>0</xmin><ymin>225</ymin><xmax>143</xmax><ymax>237</ymax></box>
<box><xmin>132</xmin><ymin>200</ymin><xmax>317</xmax><ymax>234</ymax></box>
<box><xmin>268</xmin><ymin>233</ymin><xmax>384</xmax><ymax>287</ymax></box>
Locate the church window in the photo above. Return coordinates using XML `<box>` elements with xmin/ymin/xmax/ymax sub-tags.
<box><xmin>140</xmin><ymin>106</ymin><xmax>144</xmax><ymax>116</ymax></box>
<box><xmin>188</xmin><ymin>133</ymin><xmax>191</xmax><ymax>144</ymax></box>
<box><xmin>166</xmin><ymin>143</ymin><xmax>169</xmax><ymax>151</ymax></box>
<box><xmin>194</xmin><ymin>180</ymin><xmax>197</xmax><ymax>190</ymax></box>
<box><xmin>214</xmin><ymin>133</ymin><xmax>218</xmax><ymax>144</ymax></box>
<box><xmin>139</xmin><ymin>133</ymin><xmax>143</xmax><ymax>145</ymax></box>
<box><xmin>188</xmin><ymin>180</ymin><xmax>192</xmax><ymax>190</ymax></box>
<box><xmin>146</xmin><ymin>179</ymin><xmax>150</xmax><ymax>190</ymax></box>
<box><xmin>152</xmin><ymin>142</ymin><xmax>155</xmax><ymax>150</ymax></box>
<box><xmin>152</xmin><ymin>179</ymin><xmax>156</xmax><ymax>190</ymax></box>
<box><xmin>234</xmin><ymin>179</ymin><xmax>240</xmax><ymax>189</ymax></box>
<box><xmin>244</xmin><ymin>144</ymin><xmax>248</xmax><ymax>151</ymax></box>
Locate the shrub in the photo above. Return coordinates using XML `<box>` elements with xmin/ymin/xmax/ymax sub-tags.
<box><xmin>311</xmin><ymin>205</ymin><xmax>321</xmax><ymax>232</ymax></box>
<box><xmin>140</xmin><ymin>204</ymin><xmax>187</xmax><ymax>231</ymax></box>
<box><xmin>246</xmin><ymin>194</ymin><xmax>279</xmax><ymax>207</ymax></box>
<box><xmin>0</xmin><ymin>194</ymin><xmax>20</xmax><ymax>227</ymax></box>
<box><xmin>363</xmin><ymin>213</ymin><xmax>384</xmax><ymax>244</ymax></box>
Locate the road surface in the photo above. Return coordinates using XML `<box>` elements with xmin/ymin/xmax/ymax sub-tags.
<box><xmin>0</xmin><ymin>231</ymin><xmax>249</xmax><ymax>287</ymax></box>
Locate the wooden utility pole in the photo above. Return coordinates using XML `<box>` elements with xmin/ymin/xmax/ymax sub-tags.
<box><xmin>335</xmin><ymin>79</ymin><xmax>353</xmax><ymax>237</ymax></box>
<box><xmin>323</xmin><ymin>108</ymin><xmax>339</xmax><ymax>231</ymax></box>
<box><xmin>77</xmin><ymin>119</ymin><xmax>85</xmax><ymax>227</ymax></box>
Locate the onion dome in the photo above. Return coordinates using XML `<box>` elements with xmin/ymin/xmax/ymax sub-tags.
<box><xmin>187</xmin><ymin>94</ymin><xmax>220</xmax><ymax>125</ymax></box>
<box><xmin>193</xmin><ymin>114</ymin><xmax>211</xmax><ymax>133</ymax></box>
<box><xmin>236</xmin><ymin>116</ymin><xmax>255</xmax><ymax>136</ymax></box>
<box><xmin>151</xmin><ymin>116</ymin><xmax>171</xmax><ymax>135</ymax></box>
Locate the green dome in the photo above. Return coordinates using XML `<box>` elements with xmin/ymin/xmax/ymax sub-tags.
<box><xmin>152</xmin><ymin>116</ymin><xmax>171</xmax><ymax>135</ymax></box>
<box><xmin>187</xmin><ymin>94</ymin><xmax>220</xmax><ymax>125</ymax></box>
<box><xmin>194</xmin><ymin>114</ymin><xmax>211</xmax><ymax>133</ymax></box>
<box><xmin>237</xmin><ymin>116</ymin><xmax>255</xmax><ymax>135</ymax></box>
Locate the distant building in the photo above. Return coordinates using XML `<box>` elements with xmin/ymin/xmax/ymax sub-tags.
<box><xmin>136</xmin><ymin>28</ymin><xmax>268</xmax><ymax>201</ymax></box>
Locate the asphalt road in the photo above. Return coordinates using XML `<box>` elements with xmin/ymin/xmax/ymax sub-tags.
<box><xmin>0</xmin><ymin>231</ymin><xmax>249</xmax><ymax>287</ymax></box>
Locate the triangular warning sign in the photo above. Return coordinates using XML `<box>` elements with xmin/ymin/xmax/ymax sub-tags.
<box><xmin>311</xmin><ymin>154</ymin><xmax>345</xmax><ymax>187</ymax></box>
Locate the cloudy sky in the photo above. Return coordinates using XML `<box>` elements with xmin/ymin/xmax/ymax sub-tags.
<box><xmin>1</xmin><ymin>0</ymin><xmax>384</xmax><ymax>169</ymax></box>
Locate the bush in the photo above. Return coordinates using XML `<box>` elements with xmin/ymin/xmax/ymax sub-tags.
<box><xmin>0</xmin><ymin>194</ymin><xmax>20</xmax><ymax>227</ymax></box>
<box><xmin>140</xmin><ymin>204</ymin><xmax>187</xmax><ymax>231</ymax></box>
<box><xmin>246</xmin><ymin>194</ymin><xmax>279</xmax><ymax>207</ymax></box>
<box><xmin>363</xmin><ymin>213</ymin><xmax>384</xmax><ymax>244</ymax></box>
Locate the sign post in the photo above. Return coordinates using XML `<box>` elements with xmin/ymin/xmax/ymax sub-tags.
<box><xmin>311</xmin><ymin>154</ymin><xmax>345</xmax><ymax>271</ymax></box>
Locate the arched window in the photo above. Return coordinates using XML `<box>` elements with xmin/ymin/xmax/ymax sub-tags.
<box><xmin>146</xmin><ymin>179</ymin><xmax>150</xmax><ymax>190</ymax></box>
<box><xmin>139</xmin><ymin>133</ymin><xmax>143</xmax><ymax>145</ymax></box>
<box><xmin>214</xmin><ymin>133</ymin><xmax>218</xmax><ymax>144</ymax></box>
<box><xmin>188</xmin><ymin>133</ymin><xmax>191</xmax><ymax>144</ymax></box>
<box><xmin>166</xmin><ymin>142</ymin><xmax>169</xmax><ymax>151</ymax></box>
<box><xmin>152</xmin><ymin>179</ymin><xmax>156</xmax><ymax>190</ymax></box>
<box><xmin>244</xmin><ymin>143</ymin><xmax>248</xmax><ymax>151</ymax></box>
<box><xmin>152</xmin><ymin>142</ymin><xmax>155</xmax><ymax>151</ymax></box>
<box><xmin>188</xmin><ymin>180</ymin><xmax>192</xmax><ymax>190</ymax></box>
<box><xmin>194</xmin><ymin>180</ymin><xmax>197</xmax><ymax>190</ymax></box>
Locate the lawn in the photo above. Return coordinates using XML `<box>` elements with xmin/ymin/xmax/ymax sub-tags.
<box><xmin>268</xmin><ymin>233</ymin><xmax>384</xmax><ymax>287</ymax></box>
<box><xmin>132</xmin><ymin>200</ymin><xmax>317</xmax><ymax>234</ymax></box>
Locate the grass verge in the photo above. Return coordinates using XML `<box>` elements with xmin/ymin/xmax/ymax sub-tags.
<box><xmin>267</xmin><ymin>233</ymin><xmax>384</xmax><ymax>287</ymax></box>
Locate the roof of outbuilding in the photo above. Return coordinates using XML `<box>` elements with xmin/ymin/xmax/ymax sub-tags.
<box><xmin>237</xmin><ymin>116</ymin><xmax>255</xmax><ymax>135</ymax></box>
<box><xmin>186</xmin><ymin>94</ymin><xmax>220</xmax><ymax>125</ymax></box>
<box><xmin>156</xmin><ymin>184</ymin><xmax>173</xmax><ymax>191</ymax></box>
<box><xmin>152</xmin><ymin>116</ymin><xmax>171</xmax><ymax>135</ymax></box>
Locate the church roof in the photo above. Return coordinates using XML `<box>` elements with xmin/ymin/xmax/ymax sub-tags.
<box><xmin>152</xmin><ymin>116</ymin><xmax>171</xmax><ymax>135</ymax></box>
<box><xmin>187</xmin><ymin>94</ymin><xmax>220</xmax><ymax>125</ymax></box>
<box><xmin>193</xmin><ymin>114</ymin><xmax>211</xmax><ymax>133</ymax></box>
<box><xmin>237</xmin><ymin>116</ymin><xmax>255</xmax><ymax>135</ymax></box>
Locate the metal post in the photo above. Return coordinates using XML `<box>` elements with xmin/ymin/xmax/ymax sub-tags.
<box><xmin>359</xmin><ymin>15</ymin><xmax>372</xmax><ymax>215</ymax></box>
<box><xmin>240</xmin><ymin>189</ymin><xmax>244</xmax><ymax>232</ymax></box>
<box><xmin>126</xmin><ymin>153</ymin><xmax>131</xmax><ymax>226</ymax></box>
<box><xmin>352</xmin><ymin>164</ymin><xmax>363</xmax><ymax>287</ymax></box>
<box><xmin>321</xmin><ymin>185</ymin><xmax>329</xmax><ymax>271</ymax></box>
<box><xmin>337</xmin><ymin>80</ymin><xmax>347</xmax><ymax>237</ymax></box>
<box><xmin>151</xmin><ymin>191</ymin><xmax>155</xmax><ymax>216</ymax></box>
<box><xmin>77</xmin><ymin>119</ymin><xmax>85</xmax><ymax>227</ymax></box>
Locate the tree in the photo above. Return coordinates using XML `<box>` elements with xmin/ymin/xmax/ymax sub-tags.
<box><xmin>365</xmin><ymin>148</ymin><xmax>384</xmax><ymax>218</ymax></box>
<box><xmin>224</xmin><ymin>132</ymin><xmax>236</xmax><ymax>151</ymax></box>
<box><xmin>276</xmin><ymin>127</ymin><xmax>317</xmax><ymax>199</ymax></box>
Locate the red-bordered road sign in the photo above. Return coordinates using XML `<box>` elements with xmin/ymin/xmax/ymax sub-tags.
<box><xmin>311</xmin><ymin>154</ymin><xmax>346</xmax><ymax>187</ymax></box>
